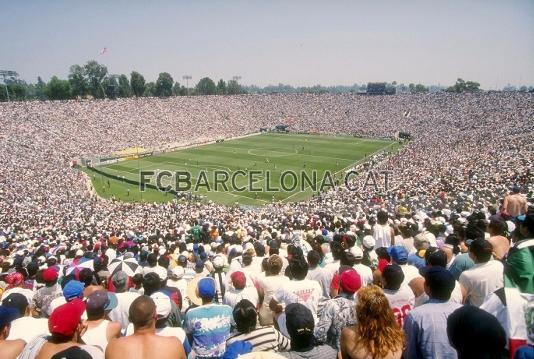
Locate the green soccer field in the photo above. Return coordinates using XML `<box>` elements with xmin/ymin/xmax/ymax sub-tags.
<box><xmin>84</xmin><ymin>133</ymin><xmax>398</xmax><ymax>206</ymax></box>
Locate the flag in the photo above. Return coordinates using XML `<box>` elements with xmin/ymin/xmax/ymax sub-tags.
<box><xmin>100</xmin><ymin>47</ymin><xmax>107</xmax><ymax>55</ymax></box>
<box><xmin>403</xmin><ymin>110</ymin><xmax>411</xmax><ymax>118</ymax></box>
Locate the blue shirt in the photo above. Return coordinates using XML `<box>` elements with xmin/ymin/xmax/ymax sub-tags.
<box><xmin>448</xmin><ymin>253</ymin><xmax>475</xmax><ymax>280</ymax></box>
<box><xmin>403</xmin><ymin>299</ymin><xmax>462</xmax><ymax>359</ymax></box>
<box><xmin>408</xmin><ymin>253</ymin><xmax>426</xmax><ymax>269</ymax></box>
<box><xmin>184</xmin><ymin>303</ymin><xmax>233</xmax><ymax>359</ymax></box>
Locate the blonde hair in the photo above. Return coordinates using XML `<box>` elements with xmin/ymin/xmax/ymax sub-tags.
<box><xmin>354</xmin><ymin>285</ymin><xmax>404</xmax><ymax>359</ymax></box>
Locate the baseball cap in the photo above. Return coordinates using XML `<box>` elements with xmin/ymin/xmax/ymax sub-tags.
<box><xmin>49</xmin><ymin>299</ymin><xmax>86</xmax><ymax>337</ymax></box>
<box><xmin>63</xmin><ymin>280</ymin><xmax>84</xmax><ymax>300</ymax></box>
<box><xmin>231</xmin><ymin>271</ymin><xmax>247</xmax><ymax>290</ymax></box>
<box><xmin>339</xmin><ymin>268</ymin><xmax>362</xmax><ymax>294</ymax></box>
<box><xmin>150</xmin><ymin>292</ymin><xmax>172</xmax><ymax>318</ymax></box>
<box><xmin>86</xmin><ymin>290</ymin><xmax>118</xmax><ymax>315</ymax></box>
<box><xmin>285</xmin><ymin>303</ymin><xmax>314</xmax><ymax>338</ymax></box>
<box><xmin>198</xmin><ymin>277</ymin><xmax>216</xmax><ymax>299</ymax></box>
<box><xmin>0</xmin><ymin>306</ymin><xmax>19</xmax><ymax>329</ymax></box>
<box><xmin>362</xmin><ymin>235</ymin><xmax>375</xmax><ymax>249</ymax></box>
<box><xmin>388</xmin><ymin>246</ymin><xmax>408</xmax><ymax>264</ymax></box>
<box><xmin>1</xmin><ymin>293</ymin><xmax>29</xmax><ymax>316</ymax></box>
<box><xmin>382</xmin><ymin>264</ymin><xmax>405</xmax><ymax>290</ymax></box>
<box><xmin>349</xmin><ymin>246</ymin><xmax>363</xmax><ymax>259</ymax></box>
<box><xmin>43</xmin><ymin>267</ymin><xmax>59</xmax><ymax>282</ymax></box>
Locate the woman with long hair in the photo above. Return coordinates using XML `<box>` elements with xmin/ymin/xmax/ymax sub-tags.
<box><xmin>339</xmin><ymin>285</ymin><xmax>404</xmax><ymax>359</ymax></box>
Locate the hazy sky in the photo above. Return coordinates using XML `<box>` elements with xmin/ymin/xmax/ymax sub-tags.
<box><xmin>3</xmin><ymin>0</ymin><xmax>533</xmax><ymax>88</ymax></box>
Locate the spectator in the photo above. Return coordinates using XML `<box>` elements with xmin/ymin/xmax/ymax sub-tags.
<box><xmin>184</xmin><ymin>277</ymin><xmax>233</xmax><ymax>358</ymax></box>
<box><xmin>227</xmin><ymin>299</ymin><xmax>290</xmax><ymax>352</ymax></box>
<box><xmin>403</xmin><ymin>267</ymin><xmax>461</xmax><ymax>359</ymax></box>
<box><xmin>340</xmin><ymin>285</ymin><xmax>404</xmax><ymax>359</ymax></box>
<box><xmin>280</xmin><ymin>303</ymin><xmax>337</xmax><ymax>359</ymax></box>
<box><xmin>106</xmin><ymin>295</ymin><xmax>186</xmax><ymax>359</ymax></box>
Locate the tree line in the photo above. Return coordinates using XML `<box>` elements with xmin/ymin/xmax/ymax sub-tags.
<box><xmin>1</xmin><ymin>61</ymin><xmax>533</xmax><ymax>102</ymax></box>
<box><xmin>0</xmin><ymin>60</ymin><xmax>246</xmax><ymax>101</ymax></box>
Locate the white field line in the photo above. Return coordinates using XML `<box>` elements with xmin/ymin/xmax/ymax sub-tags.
<box><xmin>281</xmin><ymin>141</ymin><xmax>397</xmax><ymax>202</ymax></box>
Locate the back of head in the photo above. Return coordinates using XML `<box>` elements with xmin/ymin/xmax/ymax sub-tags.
<box><xmin>426</xmin><ymin>249</ymin><xmax>447</xmax><ymax>268</ymax></box>
<box><xmin>356</xmin><ymin>285</ymin><xmax>404</xmax><ymax>357</ymax></box>
<box><xmin>469</xmin><ymin>239</ymin><xmax>493</xmax><ymax>263</ymax></box>
<box><xmin>233</xmin><ymin>299</ymin><xmax>257</xmax><ymax>334</ymax></box>
<box><xmin>306</xmin><ymin>250</ymin><xmax>321</xmax><ymax>268</ymax></box>
<box><xmin>129</xmin><ymin>295</ymin><xmax>156</xmax><ymax>329</ymax></box>
<box><xmin>447</xmin><ymin>305</ymin><xmax>506</xmax><ymax>359</ymax></box>
<box><xmin>78</xmin><ymin>268</ymin><xmax>93</xmax><ymax>287</ymax></box>
<box><xmin>377</xmin><ymin>211</ymin><xmax>389</xmax><ymax>225</ymax></box>
<box><xmin>288</xmin><ymin>258</ymin><xmax>308</xmax><ymax>280</ymax></box>
<box><xmin>147</xmin><ymin>253</ymin><xmax>157</xmax><ymax>267</ymax></box>
<box><xmin>382</xmin><ymin>264</ymin><xmax>404</xmax><ymax>291</ymax></box>
<box><xmin>143</xmin><ymin>272</ymin><xmax>162</xmax><ymax>296</ymax></box>
<box><xmin>267</xmin><ymin>254</ymin><xmax>283</xmax><ymax>275</ymax></box>
<box><xmin>424</xmin><ymin>267</ymin><xmax>455</xmax><ymax>301</ymax></box>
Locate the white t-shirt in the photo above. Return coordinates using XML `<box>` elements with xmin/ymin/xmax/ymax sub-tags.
<box><xmin>373</xmin><ymin>224</ymin><xmax>393</xmax><ymax>248</ymax></box>
<box><xmin>399</xmin><ymin>264</ymin><xmax>422</xmax><ymax>287</ymax></box>
<box><xmin>223</xmin><ymin>287</ymin><xmax>259</xmax><ymax>308</ymax></box>
<box><xmin>8</xmin><ymin>316</ymin><xmax>49</xmax><ymax>343</ymax></box>
<box><xmin>108</xmin><ymin>291</ymin><xmax>141</xmax><ymax>331</ymax></box>
<box><xmin>383</xmin><ymin>285</ymin><xmax>415</xmax><ymax>327</ymax></box>
<box><xmin>459</xmin><ymin>260</ymin><xmax>504</xmax><ymax>307</ymax></box>
<box><xmin>273</xmin><ymin>279</ymin><xmax>322</xmax><ymax>321</ymax></box>
<box><xmin>353</xmin><ymin>263</ymin><xmax>373</xmax><ymax>286</ymax></box>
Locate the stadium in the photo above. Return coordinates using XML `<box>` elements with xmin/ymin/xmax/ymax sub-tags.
<box><xmin>1</xmin><ymin>2</ymin><xmax>534</xmax><ymax>359</ymax></box>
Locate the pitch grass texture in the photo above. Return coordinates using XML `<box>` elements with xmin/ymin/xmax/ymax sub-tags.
<box><xmin>86</xmin><ymin>133</ymin><xmax>397</xmax><ymax>206</ymax></box>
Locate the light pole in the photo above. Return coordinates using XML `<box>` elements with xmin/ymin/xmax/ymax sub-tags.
<box><xmin>232</xmin><ymin>75</ymin><xmax>241</xmax><ymax>82</ymax></box>
<box><xmin>0</xmin><ymin>70</ymin><xmax>18</xmax><ymax>102</ymax></box>
<box><xmin>183</xmin><ymin>75</ymin><xmax>192</xmax><ymax>95</ymax></box>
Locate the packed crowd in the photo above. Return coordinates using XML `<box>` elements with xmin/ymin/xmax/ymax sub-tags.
<box><xmin>0</xmin><ymin>92</ymin><xmax>533</xmax><ymax>358</ymax></box>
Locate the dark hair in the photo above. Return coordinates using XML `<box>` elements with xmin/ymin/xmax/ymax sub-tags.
<box><xmin>445</xmin><ymin>235</ymin><xmax>460</xmax><ymax>255</ymax></box>
<box><xmin>147</xmin><ymin>253</ymin><xmax>157</xmax><ymax>267</ymax></box>
<box><xmin>78</xmin><ymin>268</ymin><xmax>93</xmax><ymax>287</ymax></box>
<box><xmin>377</xmin><ymin>211</ymin><xmax>389</xmax><ymax>225</ymax></box>
<box><xmin>233</xmin><ymin>299</ymin><xmax>257</xmax><ymax>334</ymax></box>
<box><xmin>426</xmin><ymin>249</ymin><xmax>447</xmax><ymax>268</ymax></box>
<box><xmin>447</xmin><ymin>305</ymin><xmax>506</xmax><ymax>359</ymax></box>
<box><xmin>253</xmin><ymin>242</ymin><xmax>265</xmax><ymax>257</ymax></box>
<box><xmin>242</xmin><ymin>253</ymin><xmax>253</xmax><ymax>266</ymax></box>
<box><xmin>340</xmin><ymin>251</ymin><xmax>355</xmax><ymax>266</ymax></box>
<box><xmin>382</xmin><ymin>264</ymin><xmax>404</xmax><ymax>290</ymax></box>
<box><xmin>307</xmin><ymin>250</ymin><xmax>321</xmax><ymax>267</ymax></box>
<box><xmin>142</xmin><ymin>272</ymin><xmax>161</xmax><ymax>296</ymax></box>
<box><xmin>469</xmin><ymin>239</ymin><xmax>493</xmax><ymax>263</ymax></box>
<box><xmin>375</xmin><ymin>247</ymin><xmax>390</xmax><ymax>261</ymax></box>
<box><xmin>132</xmin><ymin>273</ymin><xmax>144</xmax><ymax>287</ymax></box>
<box><xmin>330</xmin><ymin>241</ymin><xmax>344</xmax><ymax>261</ymax></box>
<box><xmin>158</xmin><ymin>256</ymin><xmax>170</xmax><ymax>269</ymax></box>
<box><xmin>288</xmin><ymin>258</ymin><xmax>308</xmax><ymax>280</ymax></box>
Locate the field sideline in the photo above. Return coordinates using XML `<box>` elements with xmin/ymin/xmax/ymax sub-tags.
<box><xmin>85</xmin><ymin>133</ymin><xmax>398</xmax><ymax>206</ymax></box>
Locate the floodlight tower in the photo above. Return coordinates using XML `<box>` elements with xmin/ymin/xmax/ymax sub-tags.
<box><xmin>0</xmin><ymin>70</ymin><xmax>18</xmax><ymax>102</ymax></box>
<box><xmin>183</xmin><ymin>75</ymin><xmax>192</xmax><ymax>95</ymax></box>
<box><xmin>232</xmin><ymin>75</ymin><xmax>241</xmax><ymax>82</ymax></box>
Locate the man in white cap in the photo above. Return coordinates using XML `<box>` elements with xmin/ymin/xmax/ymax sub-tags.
<box><xmin>350</xmin><ymin>246</ymin><xmax>373</xmax><ymax>286</ymax></box>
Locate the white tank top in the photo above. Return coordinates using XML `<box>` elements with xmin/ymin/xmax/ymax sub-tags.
<box><xmin>82</xmin><ymin>320</ymin><xmax>110</xmax><ymax>353</ymax></box>
<box><xmin>373</xmin><ymin>223</ymin><xmax>392</xmax><ymax>248</ymax></box>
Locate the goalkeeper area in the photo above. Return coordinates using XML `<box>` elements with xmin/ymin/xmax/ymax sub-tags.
<box><xmin>85</xmin><ymin>133</ymin><xmax>398</xmax><ymax>206</ymax></box>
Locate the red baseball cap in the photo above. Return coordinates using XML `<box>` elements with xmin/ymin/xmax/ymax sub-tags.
<box><xmin>230</xmin><ymin>271</ymin><xmax>247</xmax><ymax>290</ymax></box>
<box><xmin>42</xmin><ymin>267</ymin><xmax>58</xmax><ymax>282</ymax></box>
<box><xmin>48</xmin><ymin>299</ymin><xmax>86</xmax><ymax>337</ymax></box>
<box><xmin>340</xmin><ymin>268</ymin><xmax>362</xmax><ymax>294</ymax></box>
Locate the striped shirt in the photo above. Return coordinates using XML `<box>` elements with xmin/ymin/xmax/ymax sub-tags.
<box><xmin>226</xmin><ymin>326</ymin><xmax>291</xmax><ymax>352</ymax></box>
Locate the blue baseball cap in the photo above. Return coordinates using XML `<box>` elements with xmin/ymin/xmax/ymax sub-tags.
<box><xmin>0</xmin><ymin>306</ymin><xmax>19</xmax><ymax>329</ymax></box>
<box><xmin>63</xmin><ymin>280</ymin><xmax>85</xmax><ymax>300</ymax></box>
<box><xmin>197</xmin><ymin>277</ymin><xmax>216</xmax><ymax>299</ymax></box>
<box><xmin>388</xmin><ymin>246</ymin><xmax>408</xmax><ymax>264</ymax></box>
